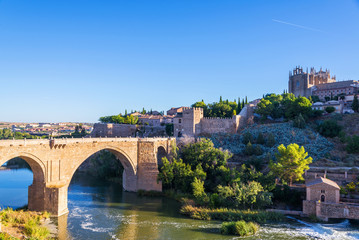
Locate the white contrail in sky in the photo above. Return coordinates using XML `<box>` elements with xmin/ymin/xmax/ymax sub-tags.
<box><xmin>272</xmin><ymin>19</ymin><xmax>325</xmax><ymax>33</ymax></box>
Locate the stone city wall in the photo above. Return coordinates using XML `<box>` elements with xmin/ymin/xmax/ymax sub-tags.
<box><xmin>200</xmin><ymin>117</ymin><xmax>236</xmax><ymax>134</ymax></box>
<box><xmin>90</xmin><ymin>123</ymin><xmax>138</xmax><ymax>137</ymax></box>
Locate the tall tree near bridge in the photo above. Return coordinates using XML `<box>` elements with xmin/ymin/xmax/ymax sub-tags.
<box><xmin>269</xmin><ymin>143</ymin><xmax>312</xmax><ymax>186</ymax></box>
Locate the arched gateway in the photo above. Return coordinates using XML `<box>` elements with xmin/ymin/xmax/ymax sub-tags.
<box><xmin>0</xmin><ymin>137</ymin><xmax>174</xmax><ymax>216</ymax></box>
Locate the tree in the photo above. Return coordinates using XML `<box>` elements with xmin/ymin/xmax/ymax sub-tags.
<box><xmin>317</xmin><ymin>120</ymin><xmax>342</xmax><ymax>138</ymax></box>
<box><xmin>346</xmin><ymin>136</ymin><xmax>359</xmax><ymax>154</ymax></box>
<box><xmin>352</xmin><ymin>95</ymin><xmax>359</xmax><ymax>112</ymax></box>
<box><xmin>270</xmin><ymin>143</ymin><xmax>312</xmax><ymax>185</ymax></box>
<box><xmin>165</xmin><ymin>124</ymin><xmax>174</xmax><ymax>136</ymax></box>
<box><xmin>192</xmin><ymin>177</ymin><xmax>208</xmax><ymax>205</ymax></box>
<box><xmin>325</xmin><ymin>106</ymin><xmax>335</xmax><ymax>113</ymax></box>
<box><xmin>293</xmin><ymin>113</ymin><xmax>306</xmax><ymax>129</ymax></box>
<box><xmin>255</xmin><ymin>99</ymin><xmax>273</xmax><ymax>119</ymax></box>
<box><xmin>157</xmin><ymin>157</ymin><xmax>194</xmax><ymax>193</ymax></box>
<box><xmin>181</xmin><ymin>139</ymin><xmax>232</xmax><ymax>190</ymax></box>
<box><xmin>256</xmin><ymin>133</ymin><xmax>265</xmax><ymax>145</ymax></box>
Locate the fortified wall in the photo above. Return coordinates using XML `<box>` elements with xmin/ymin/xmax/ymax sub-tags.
<box><xmin>201</xmin><ymin>117</ymin><xmax>237</xmax><ymax>134</ymax></box>
<box><xmin>173</xmin><ymin>104</ymin><xmax>254</xmax><ymax>137</ymax></box>
<box><xmin>90</xmin><ymin>123</ymin><xmax>138</xmax><ymax>137</ymax></box>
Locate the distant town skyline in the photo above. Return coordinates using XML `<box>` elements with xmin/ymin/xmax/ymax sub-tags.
<box><xmin>1</xmin><ymin>0</ymin><xmax>359</xmax><ymax>123</ymax></box>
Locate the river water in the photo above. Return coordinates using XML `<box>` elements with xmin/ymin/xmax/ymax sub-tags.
<box><xmin>1</xmin><ymin>168</ymin><xmax>359</xmax><ymax>240</ymax></box>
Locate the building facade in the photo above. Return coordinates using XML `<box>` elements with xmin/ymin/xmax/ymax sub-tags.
<box><xmin>311</xmin><ymin>100</ymin><xmax>344</xmax><ymax>114</ymax></box>
<box><xmin>303</xmin><ymin>177</ymin><xmax>359</xmax><ymax>221</ymax></box>
<box><xmin>288</xmin><ymin>66</ymin><xmax>359</xmax><ymax>100</ymax></box>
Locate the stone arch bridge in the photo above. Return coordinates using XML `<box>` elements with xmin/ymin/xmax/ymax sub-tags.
<box><xmin>0</xmin><ymin>137</ymin><xmax>175</xmax><ymax>216</ymax></box>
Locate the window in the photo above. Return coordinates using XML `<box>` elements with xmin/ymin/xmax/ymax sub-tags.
<box><xmin>321</xmin><ymin>190</ymin><xmax>325</xmax><ymax>193</ymax></box>
<box><xmin>179</xmin><ymin>119</ymin><xmax>182</xmax><ymax>123</ymax></box>
<box><xmin>321</xmin><ymin>195</ymin><xmax>325</xmax><ymax>202</ymax></box>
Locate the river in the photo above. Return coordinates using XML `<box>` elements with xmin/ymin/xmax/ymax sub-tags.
<box><xmin>1</xmin><ymin>168</ymin><xmax>359</xmax><ymax>240</ymax></box>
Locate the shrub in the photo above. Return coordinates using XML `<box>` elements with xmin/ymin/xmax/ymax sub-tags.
<box><xmin>346</xmin><ymin>182</ymin><xmax>357</xmax><ymax>193</ymax></box>
<box><xmin>24</xmin><ymin>219</ymin><xmax>50</xmax><ymax>239</ymax></box>
<box><xmin>317</xmin><ymin>120</ymin><xmax>342</xmax><ymax>138</ymax></box>
<box><xmin>325</xmin><ymin>106</ymin><xmax>335</xmax><ymax>113</ymax></box>
<box><xmin>0</xmin><ymin>232</ymin><xmax>18</xmax><ymax>240</ymax></box>
<box><xmin>346</xmin><ymin>136</ymin><xmax>359</xmax><ymax>154</ymax></box>
<box><xmin>253</xmin><ymin>145</ymin><xmax>263</xmax><ymax>156</ymax></box>
<box><xmin>312</xmin><ymin>109</ymin><xmax>323</xmax><ymax>118</ymax></box>
<box><xmin>256</xmin><ymin>132</ymin><xmax>265</xmax><ymax>145</ymax></box>
<box><xmin>242</xmin><ymin>132</ymin><xmax>254</xmax><ymax>145</ymax></box>
<box><xmin>266</xmin><ymin>133</ymin><xmax>276</xmax><ymax>147</ymax></box>
<box><xmin>221</xmin><ymin>220</ymin><xmax>259</xmax><ymax>236</ymax></box>
<box><xmin>180</xmin><ymin>205</ymin><xmax>284</xmax><ymax>223</ymax></box>
<box><xmin>244</xmin><ymin>142</ymin><xmax>254</xmax><ymax>155</ymax></box>
<box><xmin>293</xmin><ymin>113</ymin><xmax>306</xmax><ymax>129</ymax></box>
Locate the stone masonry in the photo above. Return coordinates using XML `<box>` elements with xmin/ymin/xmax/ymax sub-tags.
<box><xmin>0</xmin><ymin>137</ymin><xmax>175</xmax><ymax>216</ymax></box>
<box><xmin>173</xmin><ymin>104</ymin><xmax>253</xmax><ymax>137</ymax></box>
<box><xmin>303</xmin><ymin>177</ymin><xmax>359</xmax><ymax>220</ymax></box>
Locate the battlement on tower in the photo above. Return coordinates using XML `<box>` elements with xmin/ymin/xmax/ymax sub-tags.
<box><xmin>289</xmin><ymin>66</ymin><xmax>336</xmax><ymax>97</ymax></box>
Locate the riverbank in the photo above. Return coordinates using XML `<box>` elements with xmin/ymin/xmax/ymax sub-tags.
<box><xmin>0</xmin><ymin>208</ymin><xmax>54</xmax><ymax>240</ymax></box>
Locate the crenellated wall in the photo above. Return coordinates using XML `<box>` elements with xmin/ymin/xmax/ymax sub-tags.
<box><xmin>200</xmin><ymin>117</ymin><xmax>237</xmax><ymax>134</ymax></box>
<box><xmin>173</xmin><ymin>104</ymin><xmax>254</xmax><ymax>137</ymax></box>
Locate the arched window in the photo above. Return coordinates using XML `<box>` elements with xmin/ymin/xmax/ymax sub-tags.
<box><xmin>321</xmin><ymin>195</ymin><xmax>325</xmax><ymax>202</ymax></box>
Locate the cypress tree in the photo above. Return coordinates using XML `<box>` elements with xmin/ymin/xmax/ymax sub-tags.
<box><xmin>353</xmin><ymin>95</ymin><xmax>359</xmax><ymax>112</ymax></box>
<box><xmin>245</xmin><ymin>96</ymin><xmax>248</xmax><ymax>104</ymax></box>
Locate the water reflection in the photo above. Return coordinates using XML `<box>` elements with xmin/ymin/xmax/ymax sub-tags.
<box><xmin>1</xmin><ymin>170</ymin><xmax>359</xmax><ymax>239</ymax></box>
<box><xmin>0</xmin><ymin>168</ymin><xmax>32</xmax><ymax>209</ymax></box>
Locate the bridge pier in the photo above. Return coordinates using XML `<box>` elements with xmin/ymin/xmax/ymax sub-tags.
<box><xmin>137</xmin><ymin>163</ymin><xmax>162</xmax><ymax>191</ymax></box>
<box><xmin>28</xmin><ymin>182</ymin><xmax>46</xmax><ymax>212</ymax></box>
<box><xmin>44</xmin><ymin>184</ymin><xmax>69</xmax><ymax>217</ymax></box>
<box><xmin>28</xmin><ymin>182</ymin><xmax>69</xmax><ymax>216</ymax></box>
<box><xmin>123</xmin><ymin>169</ymin><xmax>138</xmax><ymax>192</ymax></box>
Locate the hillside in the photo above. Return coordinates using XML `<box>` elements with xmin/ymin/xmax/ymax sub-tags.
<box><xmin>210</xmin><ymin>113</ymin><xmax>359</xmax><ymax>168</ymax></box>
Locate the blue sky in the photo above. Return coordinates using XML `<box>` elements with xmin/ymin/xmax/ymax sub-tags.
<box><xmin>1</xmin><ymin>0</ymin><xmax>358</xmax><ymax>122</ymax></box>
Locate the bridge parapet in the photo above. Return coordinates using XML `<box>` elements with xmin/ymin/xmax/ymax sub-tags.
<box><xmin>0</xmin><ymin>137</ymin><xmax>175</xmax><ymax>147</ymax></box>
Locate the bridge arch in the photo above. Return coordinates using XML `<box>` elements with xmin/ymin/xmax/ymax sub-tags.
<box><xmin>0</xmin><ymin>152</ymin><xmax>46</xmax><ymax>212</ymax></box>
<box><xmin>156</xmin><ymin>146</ymin><xmax>167</xmax><ymax>169</ymax></box>
<box><xmin>68</xmin><ymin>145</ymin><xmax>137</xmax><ymax>192</ymax></box>
<box><xmin>0</xmin><ymin>152</ymin><xmax>46</xmax><ymax>184</ymax></box>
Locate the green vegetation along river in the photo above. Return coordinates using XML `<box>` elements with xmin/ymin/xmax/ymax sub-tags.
<box><xmin>1</xmin><ymin>169</ymin><xmax>359</xmax><ymax>239</ymax></box>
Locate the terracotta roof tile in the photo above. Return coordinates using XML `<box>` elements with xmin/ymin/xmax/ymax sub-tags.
<box><xmin>306</xmin><ymin>177</ymin><xmax>340</xmax><ymax>189</ymax></box>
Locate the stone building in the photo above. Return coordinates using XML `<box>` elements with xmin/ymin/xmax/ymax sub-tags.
<box><xmin>305</xmin><ymin>177</ymin><xmax>340</xmax><ymax>204</ymax></box>
<box><xmin>288</xmin><ymin>66</ymin><xmax>359</xmax><ymax>99</ymax></box>
<box><xmin>173</xmin><ymin>104</ymin><xmax>253</xmax><ymax>137</ymax></box>
<box><xmin>167</xmin><ymin>107</ymin><xmax>186</xmax><ymax>116</ymax></box>
<box><xmin>303</xmin><ymin>177</ymin><xmax>359</xmax><ymax>221</ymax></box>
<box><xmin>311</xmin><ymin>100</ymin><xmax>344</xmax><ymax>114</ymax></box>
